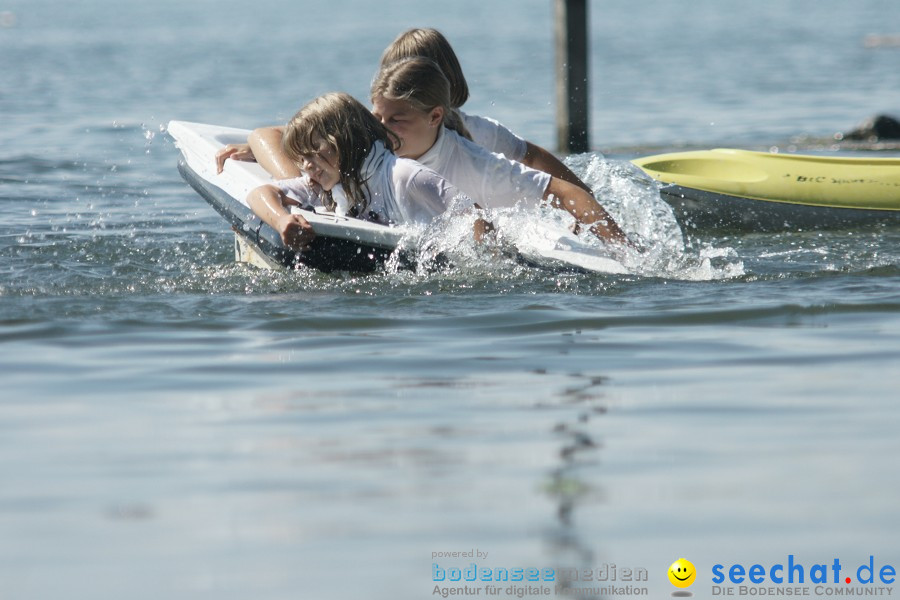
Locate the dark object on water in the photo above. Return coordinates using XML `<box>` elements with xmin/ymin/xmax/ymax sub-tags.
<box><xmin>840</xmin><ymin>114</ymin><xmax>900</xmax><ymax>142</ymax></box>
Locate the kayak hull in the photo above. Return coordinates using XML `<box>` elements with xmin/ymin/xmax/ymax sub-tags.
<box><xmin>658</xmin><ymin>184</ymin><xmax>900</xmax><ymax>232</ymax></box>
<box><xmin>633</xmin><ymin>148</ymin><xmax>900</xmax><ymax>231</ymax></box>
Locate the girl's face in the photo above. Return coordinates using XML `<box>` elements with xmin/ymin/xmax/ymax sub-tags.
<box><xmin>371</xmin><ymin>96</ymin><xmax>442</xmax><ymax>160</ymax></box>
<box><xmin>300</xmin><ymin>138</ymin><xmax>340</xmax><ymax>191</ymax></box>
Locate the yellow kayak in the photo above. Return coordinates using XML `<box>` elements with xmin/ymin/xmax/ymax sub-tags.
<box><xmin>631</xmin><ymin>149</ymin><xmax>900</xmax><ymax>230</ymax></box>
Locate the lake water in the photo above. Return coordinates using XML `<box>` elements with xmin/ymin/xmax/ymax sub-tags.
<box><xmin>2</xmin><ymin>1</ymin><xmax>900</xmax><ymax>599</ymax></box>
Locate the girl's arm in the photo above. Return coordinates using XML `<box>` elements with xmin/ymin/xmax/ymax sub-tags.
<box><xmin>247</xmin><ymin>184</ymin><xmax>315</xmax><ymax>248</ymax></box>
<box><xmin>544</xmin><ymin>177</ymin><xmax>630</xmax><ymax>245</ymax></box>
<box><xmin>522</xmin><ymin>142</ymin><xmax>593</xmax><ymax>195</ymax></box>
<box><xmin>248</xmin><ymin>127</ymin><xmax>302</xmax><ymax>179</ymax></box>
<box><xmin>214</xmin><ymin>126</ymin><xmax>302</xmax><ymax>179</ymax></box>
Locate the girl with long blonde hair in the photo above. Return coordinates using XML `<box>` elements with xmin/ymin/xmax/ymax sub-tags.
<box><xmin>246</xmin><ymin>92</ymin><xmax>478</xmax><ymax>249</ymax></box>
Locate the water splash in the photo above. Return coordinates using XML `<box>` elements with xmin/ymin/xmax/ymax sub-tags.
<box><xmin>574</xmin><ymin>154</ymin><xmax>745</xmax><ymax>280</ymax></box>
<box><xmin>390</xmin><ymin>153</ymin><xmax>747</xmax><ymax>282</ymax></box>
<box><xmin>380</xmin><ymin>168</ymin><xmax>744</xmax><ymax>285</ymax></box>
<box><xmin>386</xmin><ymin>202</ymin><xmax>523</xmax><ymax>278</ymax></box>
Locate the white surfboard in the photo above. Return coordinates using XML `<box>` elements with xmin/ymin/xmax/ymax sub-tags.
<box><xmin>168</xmin><ymin>120</ymin><xmax>409</xmax><ymax>271</ymax></box>
<box><xmin>506</xmin><ymin>219</ymin><xmax>629</xmax><ymax>275</ymax></box>
<box><xmin>168</xmin><ymin>120</ymin><xmax>628</xmax><ymax>275</ymax></box>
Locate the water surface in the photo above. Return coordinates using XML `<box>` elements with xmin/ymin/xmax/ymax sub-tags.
<box><xmin>2</xmin><ymin>1</ymin><xmax>900</xmax><ymax>598</ymax></box>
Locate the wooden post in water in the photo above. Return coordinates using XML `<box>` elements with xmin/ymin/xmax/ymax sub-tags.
<box><xmin>555</xmin><ymin>0</ymin><xmax>589</xmax><ymax>153</ymax></box>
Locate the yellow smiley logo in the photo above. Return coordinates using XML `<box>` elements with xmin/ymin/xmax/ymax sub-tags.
<box><xmin>668</xmin><ymin>558</ymin><xmax>697</xmax><ymax>588</ymax></box>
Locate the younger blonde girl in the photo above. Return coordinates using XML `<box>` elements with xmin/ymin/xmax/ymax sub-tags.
<box><xmin>246</xmin><ymin>92</ymin><xmax>479</xmax><ymax>249</ymax></box>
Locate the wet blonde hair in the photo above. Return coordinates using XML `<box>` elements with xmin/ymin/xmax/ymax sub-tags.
<box><xmin>282</xmin><ymin>92</ymin><xmax>399</xmax><ymax>216</ymax></box>
<box><xmin>371</xmin><ymin>57</ymin><xmax>472</xmax><ymax>141</ymax></box>
<box><xmin>380</xmin><ymin>28</ymin><xmax>470</xmax><ymax>108</ymax></box>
